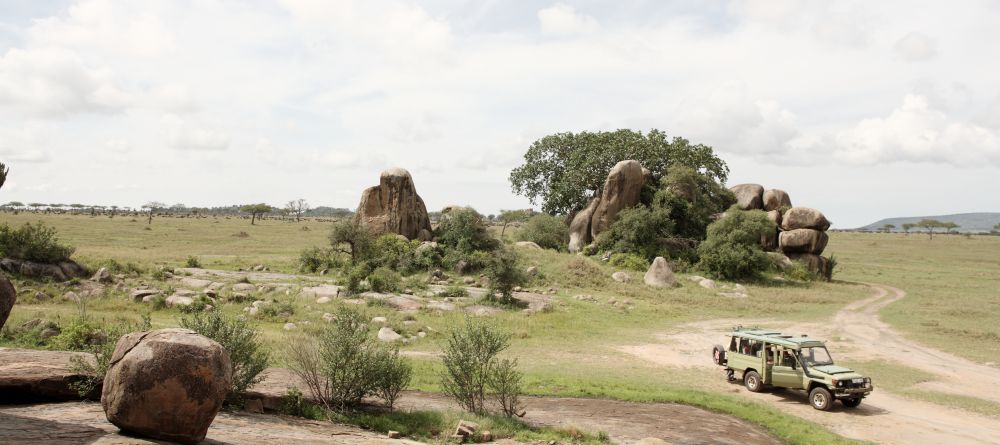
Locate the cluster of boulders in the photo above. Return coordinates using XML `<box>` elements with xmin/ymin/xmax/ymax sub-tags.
<box><xmin>354</xmin><ymin>167</ymin><xmax>433</xmax><ymax>241</ymax></box>
<box><xmin>0</xmin><ymin>258</ymin><xmax>87</xmax><ymax>282</ymax></box>
<box><xmin>729</xmin><ymin>184</ymin><xmax>833</xmax><ymax>278</ymax></box>
<box><xmin>569</xmin><ymin>160</ymin><xmax>648</xmax><ymax>253</ymax></box>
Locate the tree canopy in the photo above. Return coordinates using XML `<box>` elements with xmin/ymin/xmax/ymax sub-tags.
<box><xmin>240</xmin><ymin>203</ymin><xmax>273</xmax><ymax>225</ymax></box>
<box><xmin>509</xmin><ymin>129</ymin><xmax>729</xmax><ymax>215</ymax></box>
<box><xmin>0</xmin><ymin>161</ymin><xmax>8</xmax><ymax>191</ymax></box>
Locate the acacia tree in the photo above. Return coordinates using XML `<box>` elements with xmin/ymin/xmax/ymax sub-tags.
<box><xmin>285</xmin><ymin>199</ymin><xmax>310</xmax><ymax>222</ymax></box>
<box><xmin>509</xmin><ymin>129</ymin><xmax>729</xmax><ymax>215</ymax></box>
<box><xmin>142</xmin><ymin>201</ymin><xmax>166</xmax><ymax>225</ymax></box>
<box><xmin>917</xmin><ymin>219</ymin><xmax>946</xmax><ymax>239</ymax></box>
<box><xmin>943</xmin><ymin>222</ymin><xmax>960</xmax><ymax>233</ymax></box>
<box><xmin>882</xmin><ymin>224</ymin><xmax>896</xmax><ymax>233</ymax></box>
<box><xmin>497</xmin><ymin>209</ymin><xmax>532</xmax><ymax>238</ymax></box>
<box><xmin>240</xmin><ymin>203</ymin><xmax>272</xmax><ymax>225</ymax></box>
<box><xmin>902</xmin><ymin>223</ymin><xmax>914</xmax><ymax>235</ymax></box>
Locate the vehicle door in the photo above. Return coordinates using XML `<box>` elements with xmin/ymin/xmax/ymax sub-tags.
<box><xmin>770</xmin><ymin>347</ymin><xmax>804</xmax><ymax>389</ymax></box>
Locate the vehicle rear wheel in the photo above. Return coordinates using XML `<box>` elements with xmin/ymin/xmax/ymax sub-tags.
<box><xmin>744</xmin><ymin>370</ymin><xmax>763</xmax><ymax>393</ymax></box>
<box><xmin>842</xmin><ymin>397</ymin><xmax>862</xmax><ymax>408</ymax></box>
<box><xmin>809</xmin><ymin>387</ymin><xmax>833</xmax><ymax>411</ymax></box>
<box><xmin>713</xmin><ymin>345</ymin><xmax>727</xmax><ymax>366</ymax></box>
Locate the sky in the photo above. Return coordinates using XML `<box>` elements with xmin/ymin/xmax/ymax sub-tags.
<box><xmin>0</xmin><ymin>0</ymin><xmax>998</xmax><ymax>228</ymax></box>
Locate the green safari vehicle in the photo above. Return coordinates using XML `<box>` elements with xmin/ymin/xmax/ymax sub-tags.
<box><xmin>712</xmin><ymin>326</ymin><xmax>873</xmax><ymax>410</ymax></box>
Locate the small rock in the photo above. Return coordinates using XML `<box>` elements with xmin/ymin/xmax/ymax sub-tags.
<box><xmin>513</xmin><ymin>286</ymin><xmax>522</xmax><ymax>292</ymax></box>
<box><xmin>525</xmin><ymin>266</ymin><xmax>539</xmax><ymax>276</ymax></box>
<box><xmin>687</xmin><ymin>275</ymin><xmax>706</xmax><ymax>282</ymax></box>
<box><xmin>463</xmin><ymin>277</ymin><xmax>476</xmax><ymax>285</ymax></box>
<box><xmin>372</xmin><ymin>316</ymin><xmax>388</xmax><ymax>324</ymax></box>
<box><xmin>316</xmin><ymin>296</ymin><xmax>331</xmax><ymax>304</ymax></box>
<box><xmin>387</xmin><ymin>431</ymin><xmax>401</xmax><ymax>439</ymax></box>
<box><xmin>165</xmin><ymin>295</ymin><xmax>194</xmax><ymax>307</ymax></box>
<box><xmin>248</xmin><ymin>307</ymin><xmax>259</xmax><ymax>316</ymax></box>
<box><xmin>283</xmin><ymin>323</ymin><xmax>297</xmax><ymax>331</ymax></box>
<box><xmin>40</xmin><ymin>327</ymin><xmax>60</xmax><ymax>339</ymax></box>
<box><xmin>33</xmin><ymin>291</ymin><xmax>51</xmax><ymax>302</ymax></box>
<box><xmin>699</xmin><ymin>279</ymin><xmax>717</xmax><ymax>289</ymax></box>
<box><xmin>378</xmin><ymin>327</ymin><xmax>403</xmax><ymax>342</ymax></box>
<box><xmin>481</xmin><ymin>431</ymin><xmax>493</xmax><ymax>442</ymax></box>
<box><xmin>417</xmin><ymin>331</ymin><xmax>427</xmax><ymax>338</ymax></box>
<box><xmin>612</xmin><ymin>271</ymin><xmax>630</xmax><ymax>283</ymax></box>
<box><xmin>91</xmin><ymin>267</ymin><xmax>112</xmax><ymax>283</ymax></box>
<box><xmin>322</xmin><ymin>313</ymin><xmax>336</xmax><ymax>323</ymax></box>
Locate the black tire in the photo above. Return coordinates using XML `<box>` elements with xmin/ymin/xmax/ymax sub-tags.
<box><xmin>842</xmin><ymin>397</ymin><xmax>862</xmax><ymax>408</ymax></box>
<box><xmin>713</xmin><ymin>345</ymin><xmax>727</xmax><ymax>366</ymax></box>
<box><xmin>744</xmin><ymin>370</ymin><xmax>763</xmax><ymax>393</ymax></box>
<box><xmin>809</xmin><ymin>386</ymin><xmax>834</xmax><ymax>411</ymax></box>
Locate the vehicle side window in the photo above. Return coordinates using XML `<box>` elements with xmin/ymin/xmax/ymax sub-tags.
<box><xmin>728</xmin><ymin>337</ymin><xmax>737</xmax><ymax>352</ymax></box>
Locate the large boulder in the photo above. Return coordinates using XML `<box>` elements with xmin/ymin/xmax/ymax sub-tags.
<box><xmin>729</xmin><ymin>184</ymin><xmax>764</xmax><ymax>210</ymax></box>
<box><xmin>353</xmin><ymin>168</ymin><xmax>432</xmax><ymax>240</ymax></box>
<box><xmin>0</xmin><ymin>348</ymin><xmax>98</xmax><ymax>402</ymax></box>
<box><xmin>0</xmin><ymin>273</ymin><xmax>13</xmax><ymax>330</ymax></box>
<box><xmin>766</xmin><ymin>210</ymin><xmax>782</xmax><ymax>227</ymax></box>
<box><xmin>590</xmin><ymin>160</ymin><xmax>645</xmax><ymax>238</ymax></box>
<box><xmin>102</xmin><ymin>328</ymin><xmax>231</xmax><ymax>444</ymax></box>
<box><xmin>644</xmin><ymin>257</ymin><xmax>677</xmax><ymax>288</ymax></box>
<box><xmin>779</xmin><ymin>229</ymin><xmax>829</xmax><ymax>255</ymax></box>
<box><xmin>780</xmin><ymin>207</ymin><xmax>831</xmax><ymax>231</ymax></box>
<box><xmin>568</xmin><ymin>196</ymin><xmax>600</xmax><ymax>253</ymax></box>
<box><xmin>787</xmin><ymin>253</ymin><xmax>833</xmax><ymax>281</ymax></box>
<box><xmin>762</xmin><ymin>189</ymin><xmax>792</xmax><ymax>211</ymax></box>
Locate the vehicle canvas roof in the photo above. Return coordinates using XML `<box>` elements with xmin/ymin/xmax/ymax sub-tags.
<box><xmin>730</xmin><ymin>327</ymin><xmax>825</xmax><ymax>349</ymax></box>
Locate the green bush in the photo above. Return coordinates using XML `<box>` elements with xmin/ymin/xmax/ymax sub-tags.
<box><xmin>69</xmin><ymin>314</ymin><xmax>152</xmax><ymax>397</ymax></box>
<box><xmin>286</xmin><ymin>307</ymin><xmax>412</xmax><ymax>410</ymax></box>
<box><xmin>696</xmin><ymin>207</ymin><xmax>774</xmax><ymax>280</ymax></box>
<box><xmin>608</xmin><ymin>252</ymin><xmax>649</xmax><ymax>272</ymax></box>
<box><xmin>179</xmin><ymin>310</ymin><xmax>271</xmax><ymax>405</ymax></box>
<box><xmin>516</xmin><ymin>214</ymin><xmax>569</xmax><ymax>251</ymax></box>
<box><xmin>485</xmin><ymin>248</ymin><xmax>525</xmax><ymax>304</ymax></box>
<box><xmin>329</xmin><ymin>221</ymin><xmax>374</xmax><ymax>265</ymax></box>
<box><xmin>178</xmin><ymin>295</ymin><xmax>214</xmax><ymax>314</ymax></box>
<box><xmin>258</xmin><ymin>300</ymin><xmax>296</xmax><ymax>319</ymax></box>
<box><xmin>593</xmin><ymin>206</ymin><xmax>673</xmax><ymax>260</ymax></box>
<box><xmin>92</xmin><ymin>259</ymin><xmax>145</xmax><ymax>277</ymax></box>
<box><xmin>439</xmin><ymin>285</ymin><xmax>469</xmax><ymax>298</ymax></box>
<box><xmin>0</xmin><ymin>221</ymin><xmax>75</xmax><ymax>263</ymax></box>
<box><xmin>185</xmin><ymin>256</ymin><xmax>202</xmax><ymax>268</ymax></box>
<box><xmin>441</xmin><ymin>319</ymin><xmax>523</xmax><ymax>416</ymax></box>
<box><xmin>299</xmin><ymin>246</ymin><xmax>339</xmax><ymax>273</ymax></box>
<box><xmin>343</xmin><ymin>264</ymin><xmax>370</xmax><ymax>295</ymax></box>
<box><xmin>435</xmin><ymin>207</ymin><xmax>499</xmax><ymax>254</ymax></box>
<box><xmin>368</xmin><ymin>267</ymin><xmax>402</xmax><ymax>293</ymax></box>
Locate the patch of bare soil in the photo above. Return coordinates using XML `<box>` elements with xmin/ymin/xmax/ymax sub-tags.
<box><xmin>619</xmin><ymin>283</ymin><xmax>1000</xmax><ymax>445</ymax></box>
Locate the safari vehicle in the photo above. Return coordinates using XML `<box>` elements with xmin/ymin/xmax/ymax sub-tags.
<box><xmin>712</xmin><ymin>326</ymin><xmax>873</xmax><ymax>410</ymax></box>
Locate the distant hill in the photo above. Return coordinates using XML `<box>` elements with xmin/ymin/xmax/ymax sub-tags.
<box><xmin>859</xmin><ymin>213</ymin><xmax>1000</xmax><ymax>233</ymax></box>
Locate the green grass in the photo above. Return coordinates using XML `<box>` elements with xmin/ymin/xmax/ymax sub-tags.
<box><xmin>827</xmin><ymin>232</ymin><xmax>1000</xmax><ymax>364</ymax></box>
<box><xmin>845</xmin><ymin>359</ymin><xmax>1000</xmax><ymax>418</ymax></box>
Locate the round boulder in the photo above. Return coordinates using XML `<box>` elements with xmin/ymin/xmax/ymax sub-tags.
<box><xmin>101</xmin><ymin>328</ymin><xmax>231</xmax><ymax>445</ymax></box>
<box><xmin>779</xmin><ymin>229</ymin><xmax>829</xmax><ymax>255</ymax></box>
<box><xmin>644</xmin><ymin>257</ymin><xmax>677</xmax><ymax>288</ymax></box>
<box><xmin>780</xmin><ymin>207</ymin><xmax>831</xmax><ymax>231</ymax></box>
<box><xmin>0</xmin><ymin>273</ymin><xmax>15</xmax><ymax>330</ymax></box>
<box><xmin>762</xmin><ymin>189</ymin><xmax>792</xmax><ymax>211</ymax></box>
<box><xmin>729</xmin><ymin>184</ymin><xmax>764</xmax><ymax>210</ymax></box>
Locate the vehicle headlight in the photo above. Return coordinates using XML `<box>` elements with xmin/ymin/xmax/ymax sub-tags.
<box><xmin>832</xmin><ymin>379</ymin><xmax>841</xmax><ymax>387</ymax></box>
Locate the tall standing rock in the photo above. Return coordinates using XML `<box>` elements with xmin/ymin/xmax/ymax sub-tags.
<box><xmin>0</xmin><ymin>273</ymin><xmax>14</xmax><ymax>330</ymax></box>
<box><xmin>353</xmin><ymin>168</ymin><xmax>432</xmax><ymax>240</ymax></box>
<box><xmin>762</xmin><ymin>189</ymin><xmax>792</xmax><ymax>211</ymax></box>
<box><xmin>644</xmin><ymin>257</ymin><xmax>677</xmax><ymax>288</ymax></box>
<box><xmin>590</xmin><ymin>160</ymin><xmax>645</xmax><ymax>238</ymax></box>
<box><xmin>730</xmin><ymin>184</ymin><xmax>764</xmax><ymax>210</ymax></box>
<box><xmin>102</xmin><ymin>328</ymin><xmax>231</xmax><ymax>445</ymax></box>
<box><xmin>568</xmin><ymin>196</ymin><xmax>600</xmax><ymax>253</ymax></box>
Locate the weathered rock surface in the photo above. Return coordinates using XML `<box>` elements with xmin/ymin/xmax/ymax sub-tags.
<box><xmin>787</xmin><ymin>253</ymin><xmax>833</xmax><ymax>279</ymax></box>
<box><xmin>102</xmin><ymin>328</ymin><xmax>231</xmax><ymax>445</ymax></box>
<box><xmin>766</xmin><ymin>210</ymin><xmax>782</xmax><ymax>227</ymax></box>
<box><xmin>0</xmin><ymin>348</ymin><xmax>96</xmax><ymax>402</ymax></box>
<box><xmin>644</xmin><ymin>257</ymin><xmax>677</xmax><ymax>288</ymax></box>
<box><xmin>129</xmin><ymin>289</ymin><xmax>160</xmax><ymax>302</ymax></box>
<box><xmin>730</xmin><ymin>184</ymin><xmax>764</xmax><ymax>210</ymax></box>
<box><xmin>762</xmin><ymin>189</ymin><xmax>791</xmax><ymax>211</ymax></box>
<box><xmin>354</xmin><ymin>168</ymin><xmax>432</xmax><ymax>240</ymax></box>
<box><xmin>0</xmin><ymin>258</ymin><xmax>88</xmax><ymax>281</ymax></box>
<box><xmin>780</xmin><ymin>207</ymin><xmax>831</xmax><ymax>231</ymax></box>
<box><xmin>590</xmin><ymin>160</ymin><xmax>646</xmax><ymax>238</ymax></box>
<box><xmin>180</xmin><ymin>277</ymin><xmax>214</xmax><ymax>289</ymax></box>
<box><xmin>377</xmin><ymin>327</ymin><xmax>403</xmax><ymax>342</ymax></box>
<box><xmin>779</xmin><ymin>229</ymin><xmax>829</xmax><ymax>255</ymax></box>
<box><xmin>612</xmin><ymin>271</ymin><xmax>631</xmax><ymax>283</ymax></box>
<box><xmin>514</xmin><ymin>241</ymin><xmax>542</xmax><ymax>249</ymax></box>
<box><xmin>90</xmin><ymin>267</ymin><xmax>112</xmax><ymax>283</ymax></box>
<box><xmin>0</xmin><ymin>273</ymin><xmax>14</xmax><ymax>330</ymax></box>
<box><xmin>299</xmin><ymin>284</ymin><xmax>340</xmax><ymax>299</ymax></box>
<box><xmin>568</xmin><ymin>195</ymin><xmax>601</xmax><ymax>253</ymax></box>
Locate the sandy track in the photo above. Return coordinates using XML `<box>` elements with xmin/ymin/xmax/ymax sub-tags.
<box><xmin>620</xmin><ymin>283</ymin><xmax>1000</xmax><ymax>445</ymax></box>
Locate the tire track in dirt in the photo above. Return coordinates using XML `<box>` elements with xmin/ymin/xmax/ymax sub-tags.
<box><xmin>619</xmin><ymin>283</ymin><xmax>1000</xmax><ymax>445</ymax></box>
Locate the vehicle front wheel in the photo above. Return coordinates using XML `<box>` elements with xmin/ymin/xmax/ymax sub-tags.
<box><xmin>842</xmin><ymin>397</ymin><xmax>863</xmax><ymax>408</ymax></box>
<box><xmin>744</xmin><ymin>371</ymin><xmax>763</xmax><ymax>393</ymax></box>
<box><xmin>809</xmin><ymin>387</ymin><xmax>833</xmax><ymax>411</ymax></box>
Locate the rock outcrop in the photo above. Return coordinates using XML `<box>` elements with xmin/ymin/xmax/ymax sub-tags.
<box><xmin>0</xmin><ymin>258</ymin><xmax>88</xmax><ymax>282</ymax></box>
<box><xmin>0</xmin><ymin>273</ymin><xmax>13</xmax><ymax>330</ymax></box>
<box><xmin>568</xmin><ymin>160</ymin><xmax>646</xmax><ymax>252</ymax></box>
<box><xmin>0</xmin><ymin>348</ymin><xmax>97</xmax><ymax>402</ymax></box>
<box><xmin>102</xmin><ymin>328</ymin><xmax>231</xmax><ymax>445</ymax></box>
<box><xmin>780</xmin><ymin>207</ymin><xmax>831</xmax><ymax>231</ymax></box>
<box><xmin>778</xmin><ymin>229</ymin><xmax>829</xmax><ymax>254</ymax></box>
<box><xmin>353</xmin><ymin>168</ymin><xmax>432</xmax><ymax>240</ymax></box>
<box><xmin>730</xmin><ymin>184</ymin><xmax>764</xmax><ymax>210</ymax></box>
<box><xmin>644</xmin><ymin>257</ymin><xmax>677</xmax><ymax>288</ymax></box>
<box><xmin>762</xmin><ymin>189</ymin><xmax>791</xmax><ymax>211</ymax></box>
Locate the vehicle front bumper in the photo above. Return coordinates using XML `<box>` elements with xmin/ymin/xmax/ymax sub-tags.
<box><xmin>833</xmin><ymin>387</ymin><xmax>873</xmax><ymax>398</ymax></box>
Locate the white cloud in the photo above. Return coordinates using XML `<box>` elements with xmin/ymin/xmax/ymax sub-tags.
<box><xmin>833</xmin><ymin>94</ymin><xmax>1000</xmax><ymax>166</ymax></box>
<box><xmin>163</xmin><ymin>116</ymin><xmax>230</xmax><ymax>151</ymax></box>
<box><xmin>538</xmin><ymin>4</ymin><xmax>599</xmax><ymax>36</ymax></box>
<box><xmin>894</xmin><ymin>32</ymin><xmax>936</xmax><ymax>61</ymax></box>
<box><xmin>0</xmin><ymin>47</ymin><xmax>130</xmax><ymax>117</ymax></box>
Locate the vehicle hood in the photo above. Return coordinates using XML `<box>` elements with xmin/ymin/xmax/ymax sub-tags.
<box><xmin>811</xmin><ymin>365</ymin><xmax>858</xmax><ymax>375</ymax></box>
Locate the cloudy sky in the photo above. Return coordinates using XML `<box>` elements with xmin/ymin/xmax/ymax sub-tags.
<box><xmin>1</xmin><ymin>0</ymin><xmax>998</xmax><ymax>228</ymax></box>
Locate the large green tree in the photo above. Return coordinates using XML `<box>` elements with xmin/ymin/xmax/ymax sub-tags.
<box><xmin>509</xmin><ymin>129</ymin><xmax>729</xmax><ymax>215</ymax></box>
<box><xmin>240</xmin><ymin>203</ymin><xmax>273</xmax><ymax>225</ymax></box>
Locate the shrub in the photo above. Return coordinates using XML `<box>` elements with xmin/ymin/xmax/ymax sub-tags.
<box><xmin>93</xmin><ymin>259</ymin><xmax>145</xmax><ymax>277</ymax></box>
<box><xmin>258</xmin><ymin>300</ymin><xmax>296</xmax><ymax>319</ymax></box>
<box><xmin>516</xmin><ymin>214</ymin><xmax>568</xmax><ymax>251</ymax></box>
<box><xmin>185</xmin><ymin>256</ymin><xmax>202</xmax><ymax>268</ymax></box>
<box><xmin>0</xmin><ymin>221</ymin><xmax>75</xmax><ymax>263</ymax></box>
<box><xmin>151</xmin><ymin>266</ymin><xmax>173</xmax><ymax>281</ymax></box>
<box><xmin>439</xmin><ymin>285</ymin><xmax>469</xmax><ymax>298</ymax></box>
<box><xmin>69</xmin><ymin>314</ymin><xmax>152</xmax><ymax>397</ymax></box>
<box><xmin>300</xmin><ymin>246</ymin><xmax>339</xmax><ymax>273</ymax></box>
<box><xmin>401</xmin><ymin>275</ymin><xmax>428</xmax><ymax>292</ymax></box>
<box><xmin>368</xmin><ymin>267</ymin><xmax>402</xmax><ymax>293</ymax></box>
<box><xmin>696</xmin><ymin>207</ymin><xmax>774</xmax><ymax>280</ymax></box>
<box><xmin>287</xmin><ymin>307</ymin><xmax>412</xmax><ymax>410</ymax></box>
<box><xmin>485</xmin><ymin>248</ymin><xmax>525</xmax><ymax>304</ymax></box>
<box><xmin>329</xmin><ymin>221</ymin><xmax>374</xmax><ymax>265</ymax></box>
<box><xmin>593</xmin><ymin>206</ymin><xmax>673</xmax><ymax>260</ymax></box>
<box><xmin>370</xmin><ymin>235</ymin><xmax>424</xmax><ymax>274</ymax></box>
<box><xmin>179</xmin><ymin>310</ymin><xmax>271</xmax><ymax>405</ymax></box>
<box><xmin>435</xmin><ymin>207</ymin><xmax>499</xmax><ymax>254</ymax></box>
<box><xmin>343</xmin><ymin>264</ymin><xmax>370</xmax><ymax>295</ymax></box>
<box><xmin>488</xmin><ymin>357</ymin><xmax>525</xmax><ymax>418</ymax></box>
<box><xmin>441</xmin><ymin>319</ymin><xmax>523</xmax><ymax>416</ymax></box>
<box><xmin>608</xmin><ymin>252</ymin><xmax>649</xmax><ymax>272</ymax></box>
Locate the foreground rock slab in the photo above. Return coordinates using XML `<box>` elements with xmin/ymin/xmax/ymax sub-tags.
<box><xmin>0</xmin><ymin>402</ymin><xmax>425</xmax><ymax>445</ymax></box>
<box><xmin>101</xmin><ymin>328</ymin><xmax>231</xmax><ymax>445</ymax></box>
<box><xmin>0</xmin><ymin>348</ymin><xmax>95</xmax><ymax>402</ymax></box>
<box><xmin>0</xmin><ymin>273</ymin><xmax>14</xmax><ymax>330</ymax></box>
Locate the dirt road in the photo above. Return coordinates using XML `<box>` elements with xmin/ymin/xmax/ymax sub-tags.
<box><xmin>621</xmin><ymin>283</ymin><xmax>1000</xmax><ymax>445</ymax></box>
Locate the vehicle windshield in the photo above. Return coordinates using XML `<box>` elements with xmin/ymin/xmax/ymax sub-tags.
<box><xmin>799</xmin><ymin>346</ymin><xmax>834</xmax><ymax>366</ymax></box>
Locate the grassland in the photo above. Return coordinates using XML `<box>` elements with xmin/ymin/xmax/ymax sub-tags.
<box><xmin>4</xmin><ymin>213</ymin><xmax>997</xmax><ymax>444</ymax></box>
